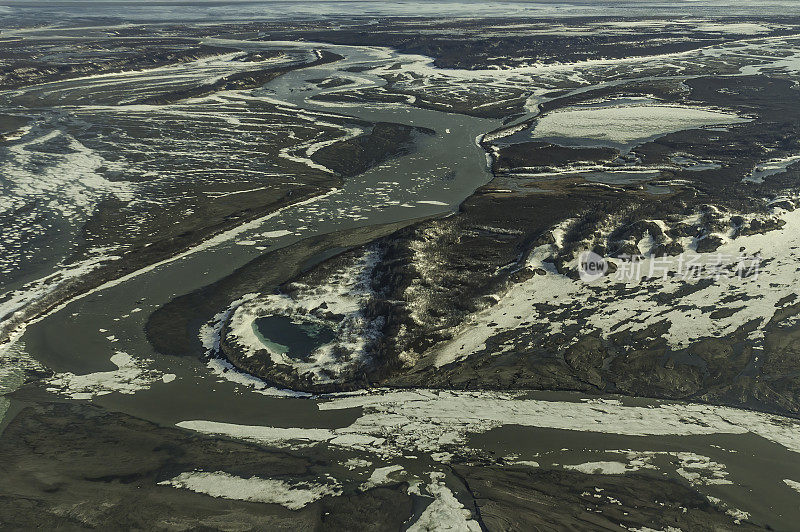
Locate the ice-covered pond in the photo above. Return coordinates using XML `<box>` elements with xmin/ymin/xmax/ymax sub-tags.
<box><xmin>527</xmin><ymin>98</ymin><xmax>749</xmax><ymax>151</ymax></box>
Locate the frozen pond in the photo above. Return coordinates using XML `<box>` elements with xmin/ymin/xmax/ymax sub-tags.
<box><xmin>252</xmin><ymin>316</ymin><xmax>336</xmax><ymax>361</ymax></box>
<box><xmin>527</xmin><ymin>100</ymin><xmax>749</xmax><ymax>151</ymax></box>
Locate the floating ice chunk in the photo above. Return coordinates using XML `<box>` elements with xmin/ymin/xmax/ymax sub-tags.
<box><xmin>261</xmin><ymin>229</ymin><xmax>293</xmax><ymax>238</ymax></box>
<box><xmin>408</xmin><ymin>473</ymin><xmax>480</xmax><ymax>532</ymax></box>
<box><xmin>343</xmin><ymin>458</ymin><xmax>372</xmax><ymax>470</ymax></box>
<box><xmin>360</xmin><ymin>464</ymin><xmax>404</xmax><ymax>489</ymax></box>
<box><xmin>159</xmin><ymin>470</ymin><xmax>339</xmax><ymax>509</ymax></box>
<box><xmin>783</xmin><ymin>479</ymin><xmax>800</xmax><ymax>494</ymax></box>
<box><xmin>564</xmin><ymin>461</ymin><xmax>629</xmax><ymax>475</ymax></box>
<box><xmin>512</xmin><ymin>460</ymin><xmax>540</xmax><ymax>468</ymax></box>
<box><xmin>46</xmin><ymin>351</ymin><xmax>162</xmax><ymax>399</ymax></box>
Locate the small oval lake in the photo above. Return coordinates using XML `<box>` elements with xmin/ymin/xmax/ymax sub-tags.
<box><xmin>252</xmin><ymin>315</ymin><xmax>336</xmax><ymax>361</ymax></box>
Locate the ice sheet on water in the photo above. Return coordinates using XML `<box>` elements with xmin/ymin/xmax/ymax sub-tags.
<box><xmin>528</xmin><ymin>102</ymin><xmax>748</xmax><ymax>149</ymax></box>
<box><xmin>159</xmin><ymin>470</ymin><xmax>340</xmax><ymax>509</ymax></box>
<box><xmin>179</xmin><ymin>388</ymin><xmax>800</xmax><ymax>460</ymax></box>
<box><xmin>45</xmin><ymin>351</ymin><xmax>165</xmax><ymax>400</ymax></box>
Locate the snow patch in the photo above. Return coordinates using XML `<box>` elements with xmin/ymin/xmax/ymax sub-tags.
<box><xmin>434</xmin><ymin>202</ymin><xmax>800</xmax><ymax>367</ymax></box>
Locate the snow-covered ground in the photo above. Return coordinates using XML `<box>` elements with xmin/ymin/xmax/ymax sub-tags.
<box><xmin>434</xmin><ymin>200</ymin><xmax>800</xmax><ymax>367</ymax></box>
<box><xmin>225</xmin><ymin>247</ymin><xmax>384</xmax><ymax>383</ymax></box>
<box><xmin>4</xmin><ymin>21</ymin><xmax>800</xmax><ymax>528</ymax></box>
<box><xmin>745</xmin><ymin>154</ymin><xmax>800</xmax><ymax>183</ymax></box>
<box><xmin>408</xmin><ymin>472</ymin><xmax>481</xmax><ymax>532</ymax></box>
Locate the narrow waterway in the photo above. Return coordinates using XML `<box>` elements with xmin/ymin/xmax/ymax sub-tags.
<box><xmin>14</xmin><ymin>40</ymin><xmax>497</xmax><ymax>423</ymax></box>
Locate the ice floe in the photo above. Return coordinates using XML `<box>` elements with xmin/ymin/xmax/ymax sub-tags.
<box><xmin>45</xmin><ymin>351</ymin><xmax>164</xmax><ymax>400</ymax></box>
<box><xmin>783</xmin><ymin>478</ymin><xmax>800</xmax><ymax>494</ymax></box>
<box><xmin>565</xmin><ymin>450</ymin><xmax>732</xmax><ymax>486</ymax></box>
<box><xmin>159</xmin><ymin>470</ymin><xmax>340</xmax><ymax>509</ymax></box>
<box><xmin>360</xmin><ymin>464</ymin><xmax>405</xmax><ymax>489</ymax></box>
<box><xmin>528</xmin><ymin>102</ymin><xmax>748</xmax><ymax>149</ymax></box>
<box><xmin>178</xmin><ymin>388</ymin><xmax>800</xmax><ymax>459</ymax></box>
<box><xmin>565</xmin><ymin>461</ymin><xmax>630</xmax><ymax>475</ymax></box>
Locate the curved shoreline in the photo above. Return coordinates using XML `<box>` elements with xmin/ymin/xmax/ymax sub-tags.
<box><xmin>0</xmin><ymin>185</ymin><xmax>339</xmax><ymax>355</ymax></box>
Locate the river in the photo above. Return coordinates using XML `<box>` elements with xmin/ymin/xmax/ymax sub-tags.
<box><xmin>3</xmin><ymin>36</ymin><xmax>800</xmax><ymax>528</ymax></box>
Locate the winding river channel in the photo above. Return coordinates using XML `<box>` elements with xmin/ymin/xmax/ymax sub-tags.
<box><xmin>5</xmin><ymin>37</ymin><xmax>800</xmax><ymax>527</ymax></box>
<box><xmin>11</xmin><ymin>39</ymin><xmax>496</xmax><ymax>410</ymax></box>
